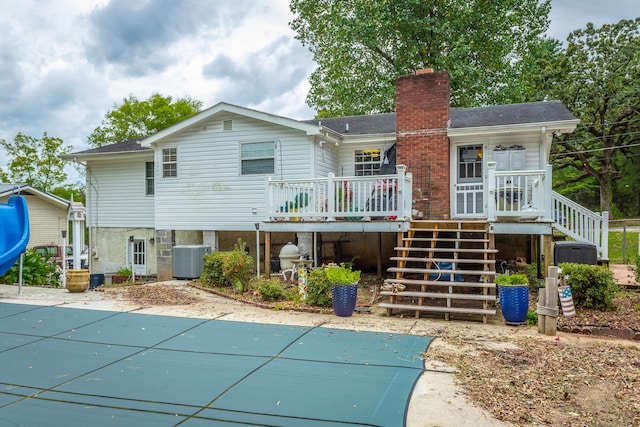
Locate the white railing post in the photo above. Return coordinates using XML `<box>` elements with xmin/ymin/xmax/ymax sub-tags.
<box><xmin>266</xmin><ymin>176</ymin><xmax>273</xmax><ymax>220</ymax></box>
<box><xmin>406</xmin><ymin>172</ymin><xmax>413</xmax><ymax>219</ymax></box>
<box><xmin>601</xmin><ymin>211</ymin><xmax>609</xmax><ymax>260</ymax></box>
<box><xmin>326</xmin><ymin>173</ymin><xmax>336</xmax><ymax>221</ymax></box>
<box><xmin>543</xmin><ymin>164</ymin><xmax>553</xmax><ymax>221</ymax></box>
<box><xmin>396</xmin><ymin>164</ymin><xmax>408</xmax><ymax>219</ymax></box>
<box><xmin>487</xmin><ymin>161</ymin><xmax>496</xmax><ymax>221</ymax></box>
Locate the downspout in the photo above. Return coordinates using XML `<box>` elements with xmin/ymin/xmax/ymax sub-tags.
<box><xmin>86</xmin><ymin>164</ymin><xmax>92</xmax><ymax>273</ymax></box>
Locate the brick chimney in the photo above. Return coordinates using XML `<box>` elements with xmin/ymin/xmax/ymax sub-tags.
<box><xmin>396</xmin><ymin>69</ymin><xmax>451</xmax><ymax>219</ymax></box>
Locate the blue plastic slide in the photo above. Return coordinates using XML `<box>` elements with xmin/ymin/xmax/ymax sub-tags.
<box><xmin>0</xmin><ymin>195</ymin><xmax>30</xmax><ymax>276</ymax></box>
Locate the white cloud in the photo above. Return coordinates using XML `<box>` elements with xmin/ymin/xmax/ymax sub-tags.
<box><xmin>547</xmin><ymin>0</ymin><xmax>638</xmax><ymax>42</ymax></box>
<box><xmin>0</xmin><ymin>0</ymin><xmax>637</xmax><ymax>185</ymax></box>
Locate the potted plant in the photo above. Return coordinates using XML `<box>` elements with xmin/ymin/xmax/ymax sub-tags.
<box><xmin>496</xmin><ymin>273</ymin><xmax>529</xmax><ymax>325</ymax></box>
<box><xmin>111</xmin><ymin>267</ymin><xmax>133</xmax><ymax>284</ymax></box>
<box><xmin>325</xmin><ymin>263</ymin><xmax>361</xmax><ymax>317</ymax></box>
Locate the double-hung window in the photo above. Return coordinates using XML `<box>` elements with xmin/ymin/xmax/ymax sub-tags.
<box><xmin>354</xmin><ymin>149</ymin><xmax>381</xmax><ymax>176</ymax></box>
<box><xmin>145</xmin><ymin>162</ymin><xmax>154</xmax><ymax>195</ymax></box>
<box><xmin>241</xmin><ymin>141</ymin><xmax>275</xmax><ymax>175</ymax></box>
<box><xmin>162</xmin><ymin>148</ymin><xmax>177</xmax><ymax>178</ymax></box>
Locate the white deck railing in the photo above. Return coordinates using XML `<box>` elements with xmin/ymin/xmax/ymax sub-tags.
<box><xmin>487</xmin><ymin>163</ymin><xmax>551</xmax><ymax>220</ymax></box>
<box><xmin>552</xmin><ymin>191</ymin><xmax>609</xmax><ymax>260</ymax></box>
<box><xmin>487</xmin><ymin>162</ymin><xmax>608</xmax><ymax>260</ymax></box>
<box><xmin>266</xmin><ymin>165</ymin><xmax>412</xmax><ymax>222</ymax></box>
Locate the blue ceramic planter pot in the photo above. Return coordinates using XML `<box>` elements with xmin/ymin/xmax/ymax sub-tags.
<box><xmin>331</xmin><ymin>283</ymin><xmax>358</xmax><ymax>317</ymax></box>
<box><xmin>498</xmin><ymin>285</ymin><xmax>529</xmax><ymax>325</ymax></box>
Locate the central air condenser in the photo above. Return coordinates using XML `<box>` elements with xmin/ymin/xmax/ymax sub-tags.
<box><xmin>172</xmin><ymin>245</ymin><xmax>212</xmax><ymax>279</ymax></box>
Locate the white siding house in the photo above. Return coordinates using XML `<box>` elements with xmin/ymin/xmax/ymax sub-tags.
<box><xmin>149</xmin><ymin>113</ymin><xmax>320</xmax><ymax>231</ymax></box>
<box><xmin>65</xmin><ymin>73</ymin><xmax>608</xmax><ymax>283</ymax></box>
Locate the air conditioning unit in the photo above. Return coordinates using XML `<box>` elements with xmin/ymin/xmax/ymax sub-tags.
<box><xmin>172</xmin><ymin>245</ymin><xmax>212</xmax><ymax>279</ymax></box>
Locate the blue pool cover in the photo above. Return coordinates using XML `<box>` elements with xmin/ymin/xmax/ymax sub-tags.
<box><xmin>0</xmin><ymin>303</ymin><xmax>433</xmax><ymax>426</ymax></box>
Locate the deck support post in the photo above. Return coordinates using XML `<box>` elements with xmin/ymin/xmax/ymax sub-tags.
<box><xmin>265</xmin><ymin>232</ymin><xmax>272</xmax><ymax>276</ymax></box>
<box><xmin>538</xmin><ymin>266</ymin><xmax>559</xmax><ymax>335</ymax></box>
<box><xmin>543</xmin><ymin>234</ymin><xmax>554</xmax><ymax>275</ymax></box>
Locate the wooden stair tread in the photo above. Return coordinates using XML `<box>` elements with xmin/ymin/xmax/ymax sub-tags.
<box><xmin>394</xmin><ymin>246</ymin><xmax>498</xmax><ymax>254</ymax></box>
<box><xmin>388</xmin><ymin>267</ymin><xmax>496</xmax><ymax>276</ymax></box>
<box><xmin>386</xmin><ymin>220</ymin><xmax>496</xmax><ymax>322</ymax></box>
<box><xmin>403</xmin><ymin>237</ymin><xmax>490</xmax><ymax>243</ymax></box>
<box><xmin>380</xmin><ymin>291</ymin><xmax>496</xmax><ymax>301</ymax></box>
<box><xmin>384</xmin><ymin>278</ymin><xmax>495</xmax><ymax>288</ymax></box>
<box><xmin>390</xmin><ymin>257</ymin><xmax>496</xmax><ymax>264</ymax></box>
<box><xmin>408</xmin><ymin>228</ymin><xmax>487</xmax><ymax>234</ymax></box>
<box><xmin>409</xmin><ymin>221</ymin><xmax>488</xmax><ymax>230</ymax></box>
<box><xmin>378</xmin><ymin>303</ymin><xmax>496</xmax><ymax>315</ymax></box>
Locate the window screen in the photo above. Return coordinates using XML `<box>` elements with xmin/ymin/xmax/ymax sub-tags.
<box><xmin>241</xmin><ymin>141</ymin><xmax>275</xmax><ymax>175</ymax></box>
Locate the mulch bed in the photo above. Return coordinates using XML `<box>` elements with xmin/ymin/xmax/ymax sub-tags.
<box><xmin>556</xmin><ymin>291</ymin><xmax>640</xmax><ymax>340</ymax></box>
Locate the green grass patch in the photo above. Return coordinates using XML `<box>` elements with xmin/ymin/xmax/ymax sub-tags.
<box><xmin>608</xmin><ymin>231</ymin><xmax>639</xmax><ymax>264</ymax></box>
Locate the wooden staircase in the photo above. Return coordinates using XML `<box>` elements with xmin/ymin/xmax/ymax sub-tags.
<box><xmin>378</xmin><ymin>220</ymin><xmax>498</xmax><ymax>323</ymax></box>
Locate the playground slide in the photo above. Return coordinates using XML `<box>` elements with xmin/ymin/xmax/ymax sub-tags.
<box><xmin>0</xmin><ymin>195</ymin><xmax>30</xmax><ymax>276</ymax></box>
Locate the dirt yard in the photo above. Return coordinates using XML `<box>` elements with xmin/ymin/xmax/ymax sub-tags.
<box><xmin>96</xmin><ymin>274</ymin><xmax>640</xmax><ymax>427</ymax></box>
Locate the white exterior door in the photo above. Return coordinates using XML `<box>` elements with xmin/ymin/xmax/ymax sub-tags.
<box><xmin>126</xmin><ymin>238</ymin><xmax>147</xmax><ymax>275</ymax></box>
<box><xmin>454</xmin><ymin>144</ymin><xmax>485</xmax><ymax>218</ymax></box>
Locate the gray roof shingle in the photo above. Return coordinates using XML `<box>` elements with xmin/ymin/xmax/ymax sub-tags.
<box><xmin>73</xmin><ymin>138</ymin><xmax>149</xmax><ymax>156</ymax></box>
<box><xmin>68</xmin><ymin>101</ymin><xmax>576</xmax><ymax>155</ymax></box>
<box><xmin>305</xmin><ymin>101</ymin><xmax>575</xmax><ymax>135</ymax></box>
<box><xmin>304</xmin><ymin>113</ymin><xmax>396</xmax><ymax>135</ymax></box>
<box><xmin>449</xmin><ymin>100</ymin><xmax>576</xmax><ymax>128</ymax></box>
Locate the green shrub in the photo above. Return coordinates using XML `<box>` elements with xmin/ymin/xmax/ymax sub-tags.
<box><xmin>200</xmin><ymin>252</ymin><xmax>228</xmax><ymax>287</ymax></box>
<box><xmin>0</xmin><ymin>249</ymin><xmax>60</xmax><ymax>287</ymax></box>
<box><xmin>523</xmin><ymin>263</ymin><xmax>544</xmax><ymax>290</ymax></box>
<box><xmin>200</xmin><ymin>239</ymin><xmax>254</xmax><ymax>292</ymax></box>
<box><xmin>630</xmin><ymin>256</ymin><xmax>640</xmax><ymax>284</ymax></box>
<box><xmin>223</xmin><ymin>240</ymin><xmax>254</xmax><ymax>292</ymax></box>
<box><xmin>256</xmin><ymin>277</ymin><xmax>287</xmax><ymax>302</ymax></box>
<box><xmin>559</xmin><ymin>263</ymin><xmax>619</xmax><ymax>310</ymax></box>
<box><xmin>306</xmin><ymin>267</ymin><xmax>332</xmax><ymax>307</ymax></box>
<box><xmin>116</xmin><ymin>267</ymin><xmax>132</xmax><ymax>277</ymax></box>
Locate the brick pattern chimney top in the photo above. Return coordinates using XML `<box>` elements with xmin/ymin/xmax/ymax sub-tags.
<box><xmin>416</xmin><ymin>68</ymin><xmax>435</xmax><ymax>75</ymax></box>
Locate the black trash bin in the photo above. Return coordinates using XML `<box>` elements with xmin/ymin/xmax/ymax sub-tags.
<box><xmin>89</xmin><ymin>273</ymin><xmax>105</xmax><ymax>289</ymax></box>
<box><xmin>270</xmin><ymin>258</ymin><xmax>281</xmax><ymax>273</ymax></box>
<box><xmin>554</xmin><ymin>241</ymin><xmax>597</xmax><ymax>265</ymax></box>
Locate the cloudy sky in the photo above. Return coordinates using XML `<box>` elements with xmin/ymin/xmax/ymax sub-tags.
<box><xmin>0</xmin><ymin>0</ymin><xmax>637</xmax><ymax>186</ymax></box>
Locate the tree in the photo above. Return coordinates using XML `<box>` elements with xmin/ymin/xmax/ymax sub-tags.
<box><xmin>289</xmin><ymin>0</ymin><xmax>551</xmax><ymax>116</ymax></box>
<box><xmin>0</xmin><ymin>132</ymin><xmax>71</xmax><ymax>192</ymax></box>
<box><xmin>538</xmin><ymin>18</ymin><xmax>640</xmax><ymax>214</ymax></box>
<box><xmin>51</xmin><ymin>184</ymin><xmax>85</xmax><ymax>206</ymax></box>
<box><xmin>88</xmin><ymin>93</ymin><xmax>203</xmax><ymax>147</ymax></box>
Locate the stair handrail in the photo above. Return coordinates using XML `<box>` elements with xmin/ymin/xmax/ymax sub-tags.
<box><xmin>552</xmin><ymin>191</ymin><xmax>609</xmax><ymax>260</ymax></box>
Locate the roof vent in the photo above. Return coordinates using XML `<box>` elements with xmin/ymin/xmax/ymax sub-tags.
<box><xmin>223</xmin><ymin>120</ymin><xmax>232</xmax><ymax>131</ymax></box>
